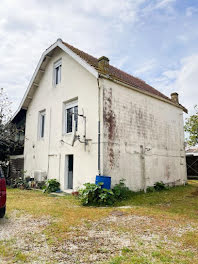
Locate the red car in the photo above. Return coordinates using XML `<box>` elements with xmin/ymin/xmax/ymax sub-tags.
<box><xmin>0</xmin><ymin>166</ymin><xmax>6</xmax><ymax>218</ymax></box>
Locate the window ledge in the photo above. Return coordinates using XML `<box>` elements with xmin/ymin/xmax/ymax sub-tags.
<box><xmin>62</xmin><ymin>132</ymin><xmax>72</xmax><ymax>137</ymax></box>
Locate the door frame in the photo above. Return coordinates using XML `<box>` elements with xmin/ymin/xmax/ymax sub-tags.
<box><xmin>64</xmin><ymin>155</ymin><xmax>73</xmax><ymax>190</ymax></box>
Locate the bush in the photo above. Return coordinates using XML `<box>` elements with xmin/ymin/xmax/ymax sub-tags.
<box><xmin>11</xmin><ymin>177</ymin><xmax>30</xmax><ymax>190</ymax></box>
<box><xmin>44</xmin><ymin>179</ymin><xmax>60</xmax><ymax>193</ymax></box>
<box><xmin>112</xmin><ymin>179</ymin><xmax>132</xmax><ymax>200</ymax></box>
<box><xmin>154</xmin><ymin>181</ymin><xmax>168</xmax><ymax>191</ymax></box>
<box><xmin>78</xmin><ymin>179</ymin><xmax>132</xmax><ymax>206</ymax></box>
<box><xmin>146</xmin><ymin>181</ymin><xmax>169</xmax><ymax>192</ymax></box>
<box><xmin>78</xmin><ymin>182</ymin><xmax>115</xmax><ymax>206</ymax></box>
<box><xmin>37</xmin><ymin>181</ymin><xmax>46</xmax><ymax>190</ymax></box>
<box><xmin>146</xmin><ymin>186</ymin><xmax>155</xmax><ymax>193</ymax></box>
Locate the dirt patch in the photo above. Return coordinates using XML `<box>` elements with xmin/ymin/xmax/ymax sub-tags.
<box><xmin>191</xmin><ymin>188</ymin><xmax>198</xmax><ymax>196</ymax></box>
<box><xmin>0</xmin><ymin>210</ymin><xmax>50</xmax><ymax>240</ymax></box>
<box><xmin>0</xmin><ymin>211</ymin><xmax>51</xmax><ymax>264</ymax></box>
<box><xmin>0</xmin><ymin>210</ymin><xmax>198</xmax><ymax>263</ymax></box>
<box><xmin>50</xmin><ymin>213</ymin><xmax>198</xmax><ymax>263</ymax></box>
<box><xmin>110</xmin><ymin>210</ymin><xmax>126</xmax><ymax>216</ymax></box>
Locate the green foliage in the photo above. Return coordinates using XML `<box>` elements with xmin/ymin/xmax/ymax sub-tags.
<box><xmin>11</xmin><ymin>177</ymin><xmax>30</xmax><ymax>190</ymax></box>
<box><xmin>112</xmin><ymin>179</ymin><xmax>132</xmax><ymax>200</ymax></box>
<box><xmin>78</xmin><ymin>182</ymin><xmax>115</xmax><ymax>206</ymax></box>
<box><xmin>37</xmin><ymin>181</ymin><xmax>46</xmax><ymax>190</ymax></box>
<box><xmin>121</xmin><ymin>247</ymin><xmax>133</xmax><ymax>254</ymax></box>
<box><xmin>154</xmin><ymin>181</ymin><xmax>168</xmax><ymax>191</ymax></box>
<box><xmin>44</xmin><ymin>179</ymin><xmax>60</xmax><ymax>193</ymax></box>
<box><xmin>146</xmin><ymin>186</ymin><xmax>155</xmax><ymax>193</ymax></box>
<box><xmin>24</xmin><ymin>176</ymin><xmax>30</xmax><ymax>183</ymax></box>
<box><xmin>184</xmin><ymin>105</ymin><xmax>198</xmax><ymax>146</ymax></box>
<box><xmin>78</xmin><ymin>179</ymin><xmax>132</xmax><ymax>206</ymax></box>
<box><xmin>147</xmin><ymin>181</ymin><xmax>168</xmax><ymax>192</ymax></box>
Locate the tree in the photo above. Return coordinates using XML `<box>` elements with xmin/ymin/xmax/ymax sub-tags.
<box><xmin>0</xmin><ymin>88</ymin><xmax>20</xmax><ymax>160</ymax></box>
<box><xmin>184</xmin><ymin>105</ymin><xmax>198</xmax><ymax>146</ymax></box>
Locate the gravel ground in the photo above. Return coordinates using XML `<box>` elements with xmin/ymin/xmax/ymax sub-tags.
<box><xmin>0</xmin><ymin>210</ymin><xmax>198</xmax><ymax>263</ymax></box>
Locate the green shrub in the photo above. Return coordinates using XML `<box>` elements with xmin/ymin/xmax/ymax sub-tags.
<box><xmin>78</xmin><ymin>179</ymin><xmax>132</xmax><ymax>206</ymax></box>
<box><xmin>154</xmin><ymin>181</ymin><xmax>168</xmax><ymax>191</ymax></box>
<box><xmin>146</xmin><ymin>186</ymin><xmax>155</xmax><ymax>193</ymax></box>
<box><xmin>25</xmin><ymin>176</ymin><xmax>31</xmax><ymax>183</ymax></box>
<box><xmin>112</xmin><ymin>179</ymin><xmax>132</xmax><ymax>200</ymax></box>
<box><xmin>11</xmin><ymin>177</ymin><xmax>30</xmax><ymax>190</ymax></box>
<box><xmin>44</xmin><ymin>179</ymin><xmax>60</xmax><ymax>193</ymax></box>
<box><xmin>147</xmin><ymin>181</ymin><xmax>169</xmax><ymax>192</ymax></box>
<box><xmin>78</xmin><ymin>182</ymin><xmax>115</xmax><ymax>206</ymax></box>
<box><xmin>37</xmin><ymin>181</ymin><xmax>46</xmax><ymax>190</ymax></box>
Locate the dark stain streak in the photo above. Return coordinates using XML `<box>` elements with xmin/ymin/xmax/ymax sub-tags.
<box><xmin>103</xmin><ymin>88</ymin><xmax>116</xmax><ymax>168</ymax></box>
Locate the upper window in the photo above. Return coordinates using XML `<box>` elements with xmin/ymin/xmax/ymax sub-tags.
<box><xmin>54</xmin><ymin>59</ymin><xmax>62</xmax><ymax>86</ymax></box>
<box><xmin>38</xmin><ymin>110</ymin><xmax>46</xmax><ymax>139</ymax></box>
<box><xmin>64</xmin><ymin>101</ymin><xmax>78</xmax><ymax>134</ymax></box>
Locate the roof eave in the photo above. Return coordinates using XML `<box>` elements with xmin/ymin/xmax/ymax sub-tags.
<box><xmin>12</xmin><ymin>39</ymin><xmax>98</xmax><ymax>121</ymax></box>
<box><xmin>99</xmin><ymin>73</ymin><xmax>188</xmax><ymax>114</ymax></box>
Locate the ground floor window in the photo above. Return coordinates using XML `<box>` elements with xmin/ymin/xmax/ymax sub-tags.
<box><xmin>64</xmin><ymin>100</ymin><xmax>78</xmax><ymax>133</ymax></box>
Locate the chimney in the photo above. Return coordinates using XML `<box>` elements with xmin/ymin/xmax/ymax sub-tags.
<box><xmin>98</xmin><ymin>56</ymin><xmax>109</xmax><ymax>74</ymax></box>
<box><xmin>171</xmin><ymin>92</ymin><xmax>179</xmax><ymax>104</ymax></box>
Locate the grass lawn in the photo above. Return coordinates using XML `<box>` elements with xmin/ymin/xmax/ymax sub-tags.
<box><xmin>1</xmin><ymin>180</ymin><xmax>198</xmax><ymax>263</ymax></box>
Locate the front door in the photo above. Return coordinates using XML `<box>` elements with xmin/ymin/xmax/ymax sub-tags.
<box><xmin>65</xmin><ymin>155</ymin><xmax>73</xmax><ymax>189</ymax></box>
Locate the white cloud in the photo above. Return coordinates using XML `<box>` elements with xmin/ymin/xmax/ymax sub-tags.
<box><xmin>151</xmin><ymin>54</ymin><xmax>198</xmax><ymax>115</ymax></box>
<box><xmin>155</xmin><ymin>0</ymin><xmax>176</xmax><ymax>9</ymax></box>
<box><xmin>0</xmin><ymin>0</ymin><xmax>197</xmax><ymax>119</ymax></box>
<box><xmin>79</xmin><ymin>0</ymin><xmax>146</xmax><ymax>23</ymax></box>
<box><xmin>142</xmin><ymin>0</ymin><xmax>176</xmax><ymax>15</ymax></box>
<box><xmin>175</xmin><ymin>54</ymin><xmax>198</xmax><ymax>113</ymax></box>
<box><xmin>186</xmin><ymin>6</ymin><xmax>198</xmax><ymax>17</ymax></box>
<box><xmin>162</xmin><ymin>70</ymin><xmax>179</xmax><ymax>79</ymax></box>
<box><xmin>134</xmin><ymin>59</ymin><xmax>157</xmax><ymax>75</ymax></box>
<box><xmin>0</xmin><ymin>0</ymin><xmax>148</xmax><ymax>113</ymax></box>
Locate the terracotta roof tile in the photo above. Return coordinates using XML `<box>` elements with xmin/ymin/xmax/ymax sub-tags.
<box><xmin>63</xmin><ymin>41</ymin><xmax>185</xmax><ymax>108</ymax></box>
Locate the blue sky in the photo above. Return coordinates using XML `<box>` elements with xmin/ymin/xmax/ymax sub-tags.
<box><xmin>0</xmin><ymin>0</ymin><xmax>198</xmax><ymax>115</ymax></box>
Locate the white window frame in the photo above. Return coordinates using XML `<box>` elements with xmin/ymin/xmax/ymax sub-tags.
<box><xmin>38</xmin><ymin>110</ymin><xmax>46</xmax><ymax>139</ymax></box>
<box><xmin>53</xmin><ymin>59</ymin><xmax>62</xmax><ymax>86</ymax></box>
<box><xmin>64</xmin><ymin>100</ymin><xmax>78</xmax><ymax>134</ymax></box>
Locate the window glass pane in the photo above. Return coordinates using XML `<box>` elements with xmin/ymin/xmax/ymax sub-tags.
<box><xmin>74</xmin><ymin>106</ymin><xmax>78</xmax><ymax>131</ymax></box>
<box><xmin>55</xmin><ymin>64</ymin><xmax>61</xmax><ymax>85</ymax></box>
<box><xmin>41</xmin><ymin>114</ymin><xmax>45</xmax><ymax>137</ymax></box>
<box><xmin>67</xmin><ymin>108</ymin><xmax>73</xmax><ymax>133</ymax></box>
<box><xmin>59</xmin><ymin>65</ymin><xmax>61</xmax><ymax>83</ymax></box>
<box><xmin>55</xmin><ymin>67</ymin><xmax>59</xmax><ymax>85</ymax></box>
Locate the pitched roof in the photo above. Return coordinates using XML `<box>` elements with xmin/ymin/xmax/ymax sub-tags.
<box><xmin>13</xmin><ymin>39</ymin><xmax>187</xmax><ymax>121</ymax></box>
<box><xmin>63</xmin><ymin>41</ymin><xmax>172</xmax><ymax>102</ymax></box>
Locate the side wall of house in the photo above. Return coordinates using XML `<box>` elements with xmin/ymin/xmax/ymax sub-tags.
<box><xmin>24</xmin><ymin>48</ymin><xmax>99</xmax><ymax>190</ymax></box>
<box><xmin>102</xmin><ymin>79</ymin><xmax>187</xmax><ymax>191</ymax></box>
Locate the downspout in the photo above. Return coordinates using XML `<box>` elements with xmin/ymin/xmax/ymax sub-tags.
<box><xmin>97</xmin><ymin>76</ymin><xmax>101</xmax><ymax>175</ymax></box>
<box><xmin>47</xmin><ymin>107</ymin><xmax>52</xmax><ymax>177</ymax></box>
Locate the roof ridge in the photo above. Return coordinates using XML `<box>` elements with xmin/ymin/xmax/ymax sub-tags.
<box><xmin>62</xmin><ymin>41</ymin><xmax>184</xmax><ymax>107</ymax></box>
<box><xmin>108</xmin><ymin>64</ymin><xmax>171</xmax><ymax>101</ymax></box>
<box><xmin>63</xmin><ymin>41</ymin><xmax>98</xmax><ymax>67</ymax></box>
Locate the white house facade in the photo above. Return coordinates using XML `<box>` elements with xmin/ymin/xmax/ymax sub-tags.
<box><xmin>14</xmin><ymin>39</ymin><xmax>188</xmax><ymax>191</ymax></box>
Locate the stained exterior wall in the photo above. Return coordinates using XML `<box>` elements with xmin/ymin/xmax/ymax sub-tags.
<box><xmin>24</xmin><ymin>48</ymin><xmax>99</xmax><ymax>190</ymax></box>
<box><xmin>102</xmin><ymin>79</ymin><xmax>187</xmax><ymax>191</ymax></box>
<box><xmin>24</xmin><ymin>47</ymin><xmax>187</xmax><ymax>191</ymax></box>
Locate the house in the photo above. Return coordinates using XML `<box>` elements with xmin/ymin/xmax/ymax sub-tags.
<box><xmin>13</xmin><ymin>38</ymin><xmax>188</xmax><ymax>191</ymax></box>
